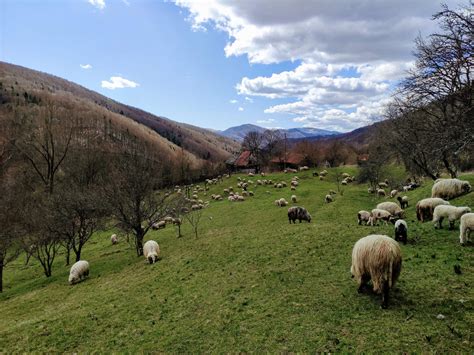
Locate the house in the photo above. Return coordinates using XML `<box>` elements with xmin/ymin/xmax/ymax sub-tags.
<box><xmin>270</xmin><ymin>152</ymin><xmax>306</xmax><ymax>170</ymax></box>
<box><xmin>226</xmin><ymin>150</ymin><xmax>258</xmax><ymax>172</ymax></box>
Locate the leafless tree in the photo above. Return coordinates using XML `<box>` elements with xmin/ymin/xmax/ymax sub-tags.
<box><xmin>185</xmin><ymin>207</ymin><xmax>204</xmax><ymax>238</ymax></box>
<box><xmin>242</xmin><ymin>131</ymin><xmax>265</xmax><ymax>172</ymax></box>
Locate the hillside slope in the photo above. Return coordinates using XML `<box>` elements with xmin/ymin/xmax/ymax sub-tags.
<box><xmin>1</xmin><ymin>168</ymin><xmax>473</xmax><ymax>352</ymax></box>
<box><xmin>0</xmin><ymin>62</ymin><xmax>239</xmax><ymax>163</ymax></box>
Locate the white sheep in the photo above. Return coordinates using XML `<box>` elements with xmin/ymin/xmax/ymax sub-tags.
<box><xmin>143</xmin><ymin>240</ymin><xmax>160</xmax><ymax>264</ymax></box>
<box><xmin>152</xmin><ymin>221</ymin><xmax>166</xmax><ymax>230</ymax></box>
<box><xmin>111</xmin><ymin>234</ymin><xmax>118</xmax><ymax>245</ymax></box>
<box><xmin>371</xmin><ymin>208</ymin><xmax>394</xmax><ymax>225</ymax></box>
<box><xmin>357</xmin><ymin>210</ymin><xmax>373</xmax><ymax>226</ymax></box>
<box><xmin>432</xmin><ymin>178</ymin><xmax>471</xmax><ymax>200</ymax></box>
<box><xmin>291</xmin><ymin>195</ymin><xmax>297</xmax><ymax>203</ymax></box>
<box><xmin>351</xmin><ymin>234</ymin><xmax>402</xmax><ymax>308</ymax></box>
<box><xmin>397</xmin><ymin>196</ymin><xmax>409</xmax><ymax>209</ymax></box>
<box><xmin>377</xmin><ymin>188</ymin><xmax>386</xmax><ymax>197</ymax></box>
<box><xmin>390</xmin><ymin>190</ymin><xmax>398</xmax><ymax>198</ymax></box>
<box><xmin>69</xmin><ymin>260</ymin><xmax>90</xmax><ymax>285</ymax></box>
<box><xmin>325</xmin><ymin>194</ymin><xmax>333</xmax><ymax>203</ymax></box>
<box><xmin>278</xmin><ymin>198</ymin><xmax>288</xmax><ymax>207</ymax></box>
<box><xmin>459</xmin><ymin>213</ymin><xmax>474</xmax><ymax>245</ymax></box>
<box><xmin>416</xmin><ymin>198</ymin><xmax>450</xmax><ymax>222</ymax></box>
<box><xmin>376</xmin><ymin>202</ymin><xmax>404</xmax><ymax>218</ymax></box>
<box><xmin>432</xmin><ymin>205</ymin><xmax>471</xmax><ymax>229</ymax></box>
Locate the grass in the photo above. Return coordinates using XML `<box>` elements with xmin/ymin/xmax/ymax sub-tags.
<box><xmin>1</xmin><ymin>167</ymin><xmax>473</xmax><ymax>352</ymax></box>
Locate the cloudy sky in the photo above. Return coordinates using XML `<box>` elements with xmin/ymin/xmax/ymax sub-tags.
<box><xmin>0</xmin><ymin>0</ymin><xmax>461</xmax><ymax>132</ymax></box>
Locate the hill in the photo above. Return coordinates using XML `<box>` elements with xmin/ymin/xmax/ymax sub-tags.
<box><xmin>219</xmin><ymin>124</ymin><xmax>340</xmax><ymax>142</ymax></box>
<box><xmin>0</xmin><ymin>62</ymin><xmax>239</xmax><ymax>165</ymax></box>
<box><xmin>1</xmin><ymin>167</ymin><xmax>473</xmax><ymax>352</ymax></box>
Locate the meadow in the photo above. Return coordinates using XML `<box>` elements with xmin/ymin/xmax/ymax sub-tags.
<box><xmin>1</xmin><ymin>167</ymin><xmax>473</xmax><ymax>352</ymax></box>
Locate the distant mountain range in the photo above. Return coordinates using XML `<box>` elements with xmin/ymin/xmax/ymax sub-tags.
<box><xmin>218</xmin><ymin>124</ymin><xmax>340</xmax><ymax>142</ymax></box>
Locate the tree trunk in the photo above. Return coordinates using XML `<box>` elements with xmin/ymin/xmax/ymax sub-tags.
<box><xmin>0</xmin><ymin>258</ymin><xmax>4</xmax><ymax>293</ymax></box>
<box><xmin>135</xmin><ymin>231</ymin><xmax>144</xmax><ymax>256</ymax></box>
<box><xmin>65</xmin><ymin>244</ymin><xmax>71</xmax><ymax>266</ymax></box>
<box><xmin>75</xmin><ymin>245</ymin><xmax>82</xmax><ymax>262</ymax></box>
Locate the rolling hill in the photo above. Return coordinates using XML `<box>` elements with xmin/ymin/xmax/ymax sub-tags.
<box><xmin>0</xmin><ymin>62</ymin><xmax>239</xmax><ymax>165</ymax></box>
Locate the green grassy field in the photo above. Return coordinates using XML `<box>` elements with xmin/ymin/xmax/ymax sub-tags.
<box><xmin>1</xmin><ymin>167</ymin><xmax>473</xmax><ymax>352</ymax></box>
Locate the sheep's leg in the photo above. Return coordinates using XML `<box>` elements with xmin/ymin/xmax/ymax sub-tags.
<box><xmin>449</xmin><ymin>220</ymin><xmax>455</xmax><ymax>230</ymax></box>
<box><xmin>381</xmin><ymin>281</ymin><xmax>390</xmax><ymax>309</ymax></box>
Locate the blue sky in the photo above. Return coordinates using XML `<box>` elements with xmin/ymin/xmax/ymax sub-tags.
<box><xmin>0</xmin><ymin>0</ymin><xmax>459</xmax><ymax>132</ymax></box>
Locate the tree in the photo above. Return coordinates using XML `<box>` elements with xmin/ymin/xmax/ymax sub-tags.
<box><xmin>241</xmin><ymin>131</ymin><xmax>265</xmax><ymax>172</ymax></box>
<box><xmin>105</xmin><ymin>152</ymin><xmax>172</xmax><ymax>256</ymax></box>
<box><xmin>262</xmin><ymin>129</ymin><xmax>284</xmax><ymax>164</ymax></box>
<box><xmin>392</xmin><ymin>4</ymin><xmax>473</xmax><ymax>178</ymax></box>
<box><xmin>185</xmin><ymin>207</ymin><xmax>204</xmax><ymax>238</ymax></box>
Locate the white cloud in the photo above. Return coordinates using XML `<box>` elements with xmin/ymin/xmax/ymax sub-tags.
<box><xmin>101</xmin><ymin>76</ymin><xmax>139</xmax><ymax>90</ymax></box>
<box><xmin>244</xmin><ymin>96</ymin><xmax>253</xmax><ymax>103</ymax></box>
<box><xmin>256</xmin><ymin>118</ymin><xmax>275</xmax><ymax>124</ymax></box>
<box><xmin>88</xmin><ymin>0</ymin><xmax>105</xmax><ymax>10</ymax></box>
<box><xmin>122</xmin><ymin>0</ymin><xmax>130</xmax><ymax>5</ymax></box>
<box><xmin>80</xmin><ymin>64</ymin><xmax>92</xmax><ymax>70</ymax></box>
<box><xmin>238</xmin><ymin>107</ymin><xmax>244</xmax><ymax>111</ymax></box>
<box><xmin>174</xmin><ymin>0</ymin><xmax>458</xmax><ymax>131</ymax></box>
<box><xmin>229</xmin><ymin>99</ymin><xmax>238</xmax><ymax>104</ymax></box>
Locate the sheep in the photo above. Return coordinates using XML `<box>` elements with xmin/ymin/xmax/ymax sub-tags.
<box><xmin>291</xmin><ymin>180</ymin><xmax>299</xmax><ymax>187</ymax></box>
<box><xmin>288</xmin><ymin>206</ymin><xmax>312</xmax><ymax>223</ymax></box>
<box><xmin>69</xmin><ymin>260</ymin><xmax>90</xmax><ymax>285</ymax></box>
<box><xmin>431</xmin><ymin>178</ymin><xmax>471</xmax><ymax>200</ymax></box>
<box><xmin>191</xmin><ymin>204</ymin><xmax>202</xmax><ymax>210</ymax></box>
<box><xmin>278</xmin><ymin>198</ymin><xmax>288</xmax><ymax>207</ymax></box>
<box><xmin>291</xmin><ymin>195</ymin><xmax>297</xmax><ymax>203</ymax></box>
<box><xmin>459</xmin><ymin>213</ymin><xmax>474</xmax><ymax>245</ymax></box>
<box><xmin>164</xmin><ymin>216</ymin><xmax>173</xmax><ymax>224</ymax></box>
<box><xmin>357</xmin><ymin>210</ymin><xmax>373</xmax><ymax>226</ymax></box>
<box><xmin>371</xmin><ymin>208</ymin><xmax>394</xmax><ymax>225</ymax></box>
<box><xmin>274</xmin><ymin>199</ymin><xmax>280</xmax><ymax>206</ymax></box>
<box><xmin>325</xmin><ymin>194</ymin><xmax>333</xmax><ymax>203</ymax></box>
<box><xmin>378</xmin><ymin>182</ymin><xmax>388</xmax><ymax>189</ymax></box>
<box><xmin>329</xmin><ymin>190</ymin><xmax>337</xmax><ymax>195</ymax></box>
<box><xmin>319</xmin><ymin>176</ymin><xmax>324</xmax><ymax>181</ymax></box>
<box><xmin>143</xmin><ymin>240</ymin><xmax>160</xmax><ymax>264</ymax></box>
<box><xmin>351</xmin><ymin>234</ymin><xmax>402</xmax><ymax>308</ymax></box>
<box><xmin>111</xmin><ymin>234</ymin><xmax>118</xmax><ymax>245</ymax></box>
<box><xmin>377</xmin><ymin>189</ymin><xmax>386</xmax><ymax>197</ymax></box>
<box><xmin>368</xmin><ymin>187</ymin><xmax>376</xmax><ymax>194</ymax></box>
<box><xmin>320</xmin><ymin>170</ymin><xmax>328</xmax><ymax>176</ymax></box>
<box><xmin>291</xmin><ymin>186</ymin><xmax>296</xmax><ymax>191</ymax></box>
<box><xmin>390</xmin><ymin>190</ymin><xmax>398</xmax><ymax>198</ymax></box>
<box><xmin>248</xmin><ymin>191</ymin><xmax>254</xmax><ymax>196</ymax></box>
<box><xmin>376</xmin><ymin>202</ymin><xmax>404</xmax><ymax>218</ymax></box>
<box><xmin>397</xmin><ymin>196</ymin><xmax>409</xmax><ymax>209</ymax></box>
<box><xmin>432</xmin><ymin>205</ymin><xmax>471</xmax><ymax>230</ymax></box>
<box><xmin>416</xmin><ymin>198</ymin><xmax>450</xmax><ymax>222</ymax></box>
<box><xmin>394</xmin><ymin>220</ymin><xmax>408</xmax><ymax>244</ymax></box>
<box><xmin>341</xmin><ymin>180</ymin><xmax>348</xmax><ymax>186</ymax></box>
<box><xmin>152</xmin><ymin>221</ymin><xmax>166</xmax><ymax>230</ymax></box>
<box><xmin>299</xmin><ymin>166</ymin><xmax>309</xmax><ymax>171</ymax></box>
<box><xmin>312</xmin><ymin>171</ymin><xmax>319</xmax><ymax>177</ymax></box>
<box><xmin>342</xmin><ymin>173</ymin><xmax>350</xmax><ymax>178</ymax></box>
<box><xmin>172</xmin><ymin>217</ymin><xmax>182</xmax><ymax>226</ymax></box>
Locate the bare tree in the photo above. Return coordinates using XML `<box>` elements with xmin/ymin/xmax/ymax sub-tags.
<box><xmin>241</xmin><ymin>131</ymin><xmax>265</xmax><ymax>172</ymax></box>
<box><xmin>185</xmin><ymin>207</ymin><xmax>204</xmax><ymax>238</ymax></box>
<box><xmin>392</xmin><ymin>4</ymin><xmax>473</xmax><ymax>178</ymax></box>
<box><xmin>105</xmin><ymin>152</ymin><xmax>172</xmax><ymax>256</ymax></box>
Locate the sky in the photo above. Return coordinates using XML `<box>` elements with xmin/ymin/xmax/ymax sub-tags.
<box><xmin>0</xmin><ymin>0</ymin><xmax>462</xmax><ymax>132</ymax></box>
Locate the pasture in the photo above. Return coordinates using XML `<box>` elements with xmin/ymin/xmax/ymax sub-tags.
<box><xmin>1</xmin><ymin>167</ymin><xmax>473</xmax><ymax>352</ymax></box>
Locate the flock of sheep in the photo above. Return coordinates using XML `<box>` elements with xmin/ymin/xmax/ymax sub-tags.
<box><xmin>67</xmin><ymin>169</ymin><xmax>472</xmax><ymax>310</ymax></box>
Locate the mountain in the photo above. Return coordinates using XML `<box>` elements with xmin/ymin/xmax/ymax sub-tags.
<box><xmin>219</xmin><ymin>124</ymin><xmax>340</xmax><ymax>142</ymax></box>
<box><xmin>0</xmin><ymin>62</ymin><xmax>239</xmax><ymax>165</ymax></box>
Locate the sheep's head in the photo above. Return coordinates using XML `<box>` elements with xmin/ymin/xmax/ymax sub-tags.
<box><xmin>460</xmin><ymin>207</ymin><xmax>471</xmax><ymax>215</ymax></box>
<box><xmin>148</xmin><ymin>253</ymin><xmax>158</xmax><ymax>264</ymax></box>
<box><xmin>462</xmin><ymin>182</ymin><xmax>471</xmax><ymax>193</ymax></box>
<box><xmin>69</xmin><ymin>275</ymin><xmax>79</xmax><ymax>285</ymax></box>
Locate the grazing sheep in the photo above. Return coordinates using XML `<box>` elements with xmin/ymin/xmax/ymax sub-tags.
<box><xmin>459</xmin><ymin>213</ymin><xmax>474</xmax><ymax>245</ymax></box>
<box><xmin>291</xmin><ymin>195</ymin><xmax>297</xmax><ymax>203</ymax></box>
<box><xmin>378</xmin><ymin>182</ymin><xmax>389</xmax><ymax>189</ymax></box>
<box><xmin>319</xmin><ymin>176</ymin><xmax>324</xmax><ymax>181</ymax></box>
<box><xmin>342</xmin><ymin>173</ymin><xmax>350</xmax><ymax>178</ymax></box>
<box><xmin>416</xmin><ymin>198</ymin><xmax>450</xmax><ymax>222</ymax></box>
<box><xmin>431</xmin><ymin>178</ymin><xmax>471</xmax><ymax>200</ymax></box>
<box><xmin>111</xmin><ymin>234</ymin><xmax>118</xmax><ymax>245</ymax></box>
<box><xmin>357</xmin><ymin>210</ymin><xmax>373</xmax><ymax>226</ymax></box>
<box><xmin>368</xmin><ymin>187</ymin><xmax>376</xmax><ymax>194</ymax></box>
<box><xmin>143</xmin><ymin>240</ymin><xmax>160</xmax><ymax>264</ymax></box>
<box><xmin>325</xmin><ymin>194</ymin><xmax>333</xmax><ymax>203</ymax></box>
<box><xmin>341</xmin><ymin>180</ymin><xmax>348</xmax><ymax>186</ymax></box>
<box><xmin>152</xmin><ymin>221</ymin><xmax>166</xmax><ymax>230</ymax></box>
<box><xmin>329</xmin><ymin>190</ymin><xmax>337</xmax><ymax>195</ymax></box>
<box><xmin>312</xmin><ymin>171</ymin><xmax>319</xmax><ymax>177</ymax></box>
<box><xmin>432</xmin><ymin>205</ymin><xmax>471</xmax><ymax>230</ymax></box>
<box><xmin>299</xmin><ymin>166</ymin><xmax>309</xmax><ymax>171</ymax></box>
<box><xmin>397</xmin><ymin>196</ymin><xmax>409</xmax><ymax>209</ymax></box>
<box><xmin>172</xmin><ymin>218</ymin><xmax>182</xmax><ymax>226</ymax></box>
<box><xmin>164</xmin><ymin>216</ymin><xmax>173</xmax><ymax>224</ymax></box>
<box><xmin>291</xmin><ymin>186</ymin><xmax>296</xmax><ymax>191</ymax></box>
<box><xmin>320</xmin><ymin>170</ymin><xmax>328</xmax><ymax>176</ymax></box>
<box><xmin>371</xmin><ymin>209</ymin><xmax>394</xmax><ymax>225</ymax></box>
<box><xmin>394</xmin><ymin>219</ymin><xmax>408</xmax><ymax>244</ymax></box>
<box><xmin>69</xmin><ymin>260</ymin><xmax>90</xmax><ymax>285</ymax></box>
<box><xmin>390</xmin><ymin>190</ymin><xmax>398</xmax><ymax>198</ymax></box>
<box><xmin>288</xmin><ymin>206</ymin><xmax>312</xmax><ymax>223</ymax></box>
<box><xmin>376</xmin><ymin>202</ymin><xmax>404</xmax><ymax>218</ymax></box>
<box><xmin>351</xmin><ymin>235</ymin><xmax>402</xmax><ymax>308</ymax></box>
<box><xmin>377</xmin><ymin>189</ymin><xmax>386</xmax><ymax>197</ymax></box>
<box><xmin>278</xmin><ymin>198</ymin><xmax>288</xmax><ymax>207</ymax></box>
<box><xmin>291</xmin><ymin>180</ymin><xmax>299</xmax><ymax>187</ymax></box>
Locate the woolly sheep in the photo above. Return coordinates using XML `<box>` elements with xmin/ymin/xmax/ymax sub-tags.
<box><xmin>288</xmin><ymin>206</ymin><xmax>312</xmax><ymax>223</ymax></box>
<box><xmin>325</xmin><ymin>194</ymin><xmax>333</xmax><ymax>203</ymax></box>
<box><xmin>459</xmin><ymin>213</ymin><xmax>474</xmax><ymax>245</ymax></box>
<box><xmin>312</xmin><ymin>171</ymin><xmax>319</xmax><ymax>177</ymax></box>
<box><xmin>164</xmin><ymin>216</ymin><xmax>173</xmax><ymax>224</ymax></box>
<box><xmin>319</xmin><ymin>176</ymin><xmax>324</xmax><ymax>181</ymax></box>
<box><xmin>152</xmin><ymin>221</ymin><xmax>166</xmax><ymax>230</ymax></box>
<box><xmin>368</xmin><ymin>187</ymin><xmax>376</xmax><ymax>194</ymax></box>
<box><xmin>376</xmin><ymin>202</ymin><xmax>404</xmax><ymax>218</ymax></box>
<box><xmin>371</xmin><ymin>208</ymin><xmax>394</xmax><ymax>225</ymax></box>
<box><xmin>394</xmin><ymin>219</ymin><xmax>408</xmax><ymax>244</ymax></box>
<box><xmin>378</xmin><ymin>182</ymin><xmax>389</xmax><ymax>189</ymax></box>
<box><xmin>172</xmin><ymin>218</ymin><xmax>182</xmax><ymax>226</ymax></box>
<box><xmin>329</xmin><ymin>190</ymin><xmax>337</xmax><ymax>195</ymax></box>
<box><xmin>432</xmin><ymin>205</ymin><xmax>471</xmax><ymax>230</ymax></box>
<box><xmin>291</xmin><ymin>186</ymin><xmax>296</xmax><ymax>191</ymax></box>
<box><xmin>278</xmin><ymin>198</ymin><xmax>288</xmax><ymax>207</ymax></box>
<box><xmin>416</xmin><ymin>198</ymin><xmax>450</xmax><ymax>222</ymax></box>
<box><xmin>377</xmin><ymin>189</ymin><xmax>386</xmax><ymax>197</ymax></box>
<box><xmin>357</xmin><ymin>210</ymin><xmax>372</xmax><ymax>226</ymax></box>
<box><xmin>291</xmin><ymin>195</ymin><xmax>297</xmax><ymax>203</ymax></box>
<box><xmin>143</xmin><ymin>240</ymin><xmax>160</xmax><ymax>264</ymax></box>
<box><xmin>69</xmin><ymin>260</ymin><xmax>90</xmax><ymax>285</ymax></box>
<box><xmin>351</xmin><ymin>234</ymin><xmax>402</xmax><ymax>308</ymax></box>
<box><xmin>390</xmin><ymin>190</ymin><xmax>398</xmax><ymax>198</ymax></box>
<box><xmin>342</xmin><ymin>173</ymin><xmax>350</xmax><ymax>178</ymax></box>
<box><xmin>431</xmin><ymin>178</ymin><xmax>471</xmax><ymax>200</ymax></box>
<box><xmin>397</xmin><ymin>196</ymin><xmax>409</xmax><ymax>209</ymax></box>
<box><xmin>111</xmin><ymin>234</ymin><xmax>118</xmax><ymax>245</ymax></box>
<box><xmin>341</xmin><ymin>180</ymin><xmax>348</xmax><ymax>185</ymax></box>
